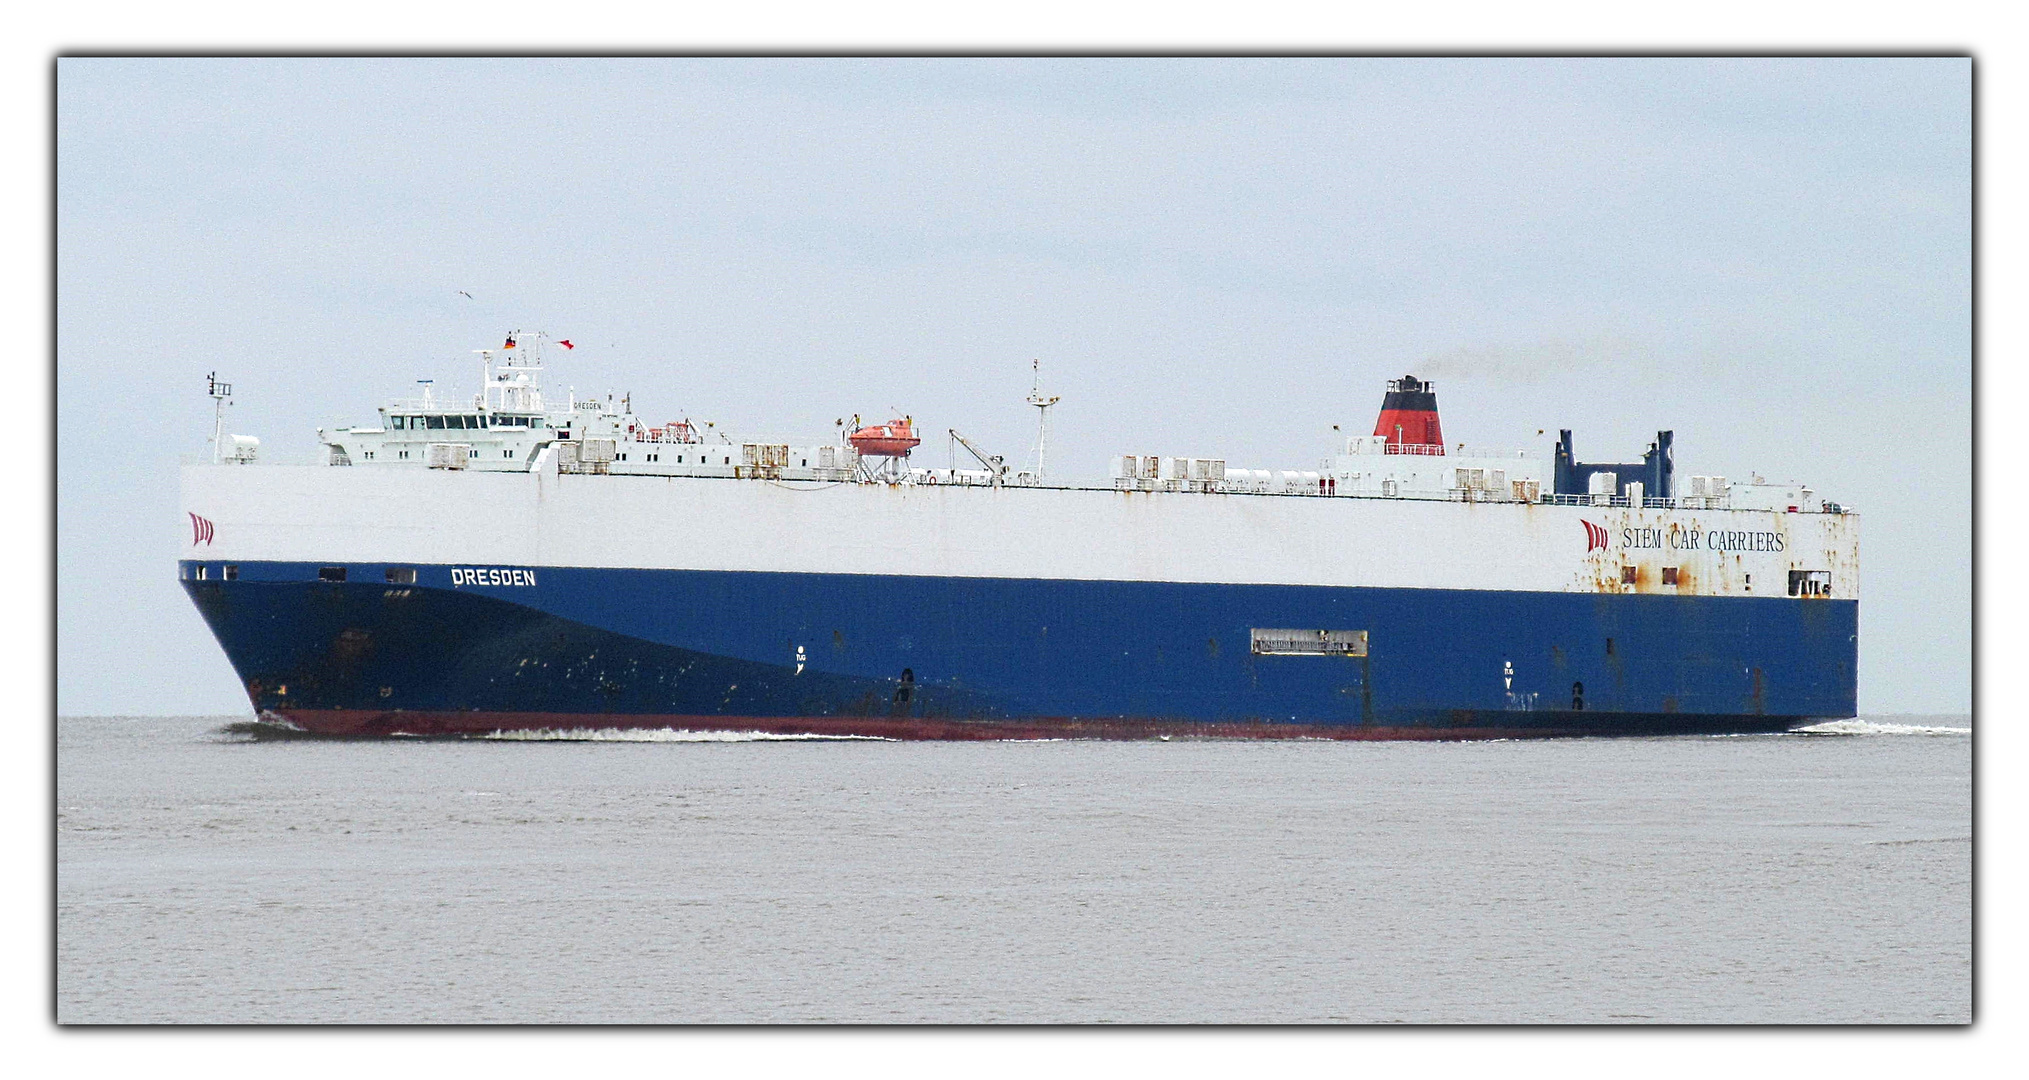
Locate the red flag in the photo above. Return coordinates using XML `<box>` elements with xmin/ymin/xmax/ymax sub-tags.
<box><xmin>558</xmin><ymin>339</ymin><xmax>574</xmax><ymax>349</ymax></box>
<box><xmin>503</xmin><ymin>334</ymin><xmax>517</xmax><ymax>349</ymax></box>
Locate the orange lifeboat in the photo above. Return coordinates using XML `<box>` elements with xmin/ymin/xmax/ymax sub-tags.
<box><xmin>847</xmin><ymin>416</ymin><xmax>920</xmax><ymax>458</ymax></box>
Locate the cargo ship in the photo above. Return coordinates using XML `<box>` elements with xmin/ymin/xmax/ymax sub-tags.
<box><xmin>178</xmin><ymin>333</ymin><xmax>1858</xmax><ymax>739</ymax></box>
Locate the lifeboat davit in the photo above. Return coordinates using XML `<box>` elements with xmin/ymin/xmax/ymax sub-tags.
<box><xmin>848</xmin><ymin>416</ymin><xmax>920</xmax><ymax>458</ymax></box>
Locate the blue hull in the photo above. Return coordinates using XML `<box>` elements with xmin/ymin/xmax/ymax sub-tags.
<box><xmin>179</xmin><ymin>560</ymin><xmax>1857</xmax><ymax>738</ymax></box>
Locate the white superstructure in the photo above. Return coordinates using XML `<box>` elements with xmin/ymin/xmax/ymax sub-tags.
<box><xmin>181</xmin><ymin>462</ymin><xmax>1857</xmax><ymax>600</ymax></box>
<box><xmin>307</xmin><ymin>336</ymin><xmax>1825</xmax><ymax>513</ymax></box>
<box><xmin>185</xmin><ymin>336</ymin><xmax>1858</xmax><ymax>604</ymax></box>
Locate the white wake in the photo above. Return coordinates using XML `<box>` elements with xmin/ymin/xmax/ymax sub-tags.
<box><xmin>1794</xmin><ymin>718</ymin><xmax>1970</xmax><ymax>736</ymax></box>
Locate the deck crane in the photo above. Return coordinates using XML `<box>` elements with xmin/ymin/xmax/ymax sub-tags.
<box><xmin>947</xmin><ymin>428</ymin><xmax>1009</xmax><ymax>487</ymax></box>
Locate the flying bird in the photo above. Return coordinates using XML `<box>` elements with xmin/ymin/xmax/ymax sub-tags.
<box><xmin>457</xmin><ymin>290</ymin><xmax>474</xmax><ymax>300</ymax></box>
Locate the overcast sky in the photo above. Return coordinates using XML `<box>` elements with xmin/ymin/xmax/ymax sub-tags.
<box><xmin>56</xmin><ymin>56</ymin><xmax>1969</xmax><ymax>714</ymax></box>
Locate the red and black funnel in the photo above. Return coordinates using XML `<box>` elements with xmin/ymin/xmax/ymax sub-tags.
<box><xmin>1373</xmin><ymin>374</ymin><xmax>1444</xmax><ymax>453</ymax></box>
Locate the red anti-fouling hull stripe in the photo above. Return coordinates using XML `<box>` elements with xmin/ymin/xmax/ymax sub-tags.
<box><xmin>261</xmin><ymin>709</ymin><xmax>1800</xmax><ymax>741</ymax></box>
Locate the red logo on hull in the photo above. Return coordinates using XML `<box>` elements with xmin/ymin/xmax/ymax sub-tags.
<box><xmin>1582</xmin><ymin>520</ymin><xmax>1608</xmax><ymax>552</ymax></box>
<box><xmin>190</xmin><ymin>512</ymin><xmax>214</xmax><ymax>546</ymax></box>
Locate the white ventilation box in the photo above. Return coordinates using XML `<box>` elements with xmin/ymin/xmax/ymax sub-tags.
<box><xmin>742</xmin><ymin>443</ymin><xmax>788</xmax><ymax>467</ymax></box>
<box><xmin>427</xmin><ymin>443</ymin><xmax>471</xmax><ymax>470</ymax></box>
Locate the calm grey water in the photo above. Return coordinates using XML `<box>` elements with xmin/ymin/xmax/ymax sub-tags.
<box><xmin>56</xmin><ymin>715</ymin><xmax>1971</xmax><ymax>1024</ymax></box>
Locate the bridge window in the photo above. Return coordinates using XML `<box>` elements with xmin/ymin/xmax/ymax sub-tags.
<box><xmin>427</xmin><ymin>415</ymin><xmax>446</xmax><ymax>429</ymax></box>
<box><xmin>318</xmin><ymin>566</ymin><xmax>347</xmax><ymax>582</ymax></box>
<box><xmin>390</xmin><ymin>416</ymin><xmax>405</xmax><ymax>429</ymax></box>
<box><xmin>194</xmin><ymin>565</ymin><xmax>207</xmax><ymax>581</ymax></box>
<box><xmin>224</xmin><ymin>564</ymin><xmax>238</xmax><ymax>580</ymax></box>
<box><xmin>385</xmin><ymin>567</ymin><xmax>416</xmax><ymax>584</ymax></box>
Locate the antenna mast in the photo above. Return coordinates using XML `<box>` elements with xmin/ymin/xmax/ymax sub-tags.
<box><xmin>1025</xmin><ymin>359</ymin><xmax>1060</xmax><ymax>481</ymax></box>
<box><xmin>206</xmin><ymin>371</ymin><xmax>233</xmax><ymax>463</ymax></box>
